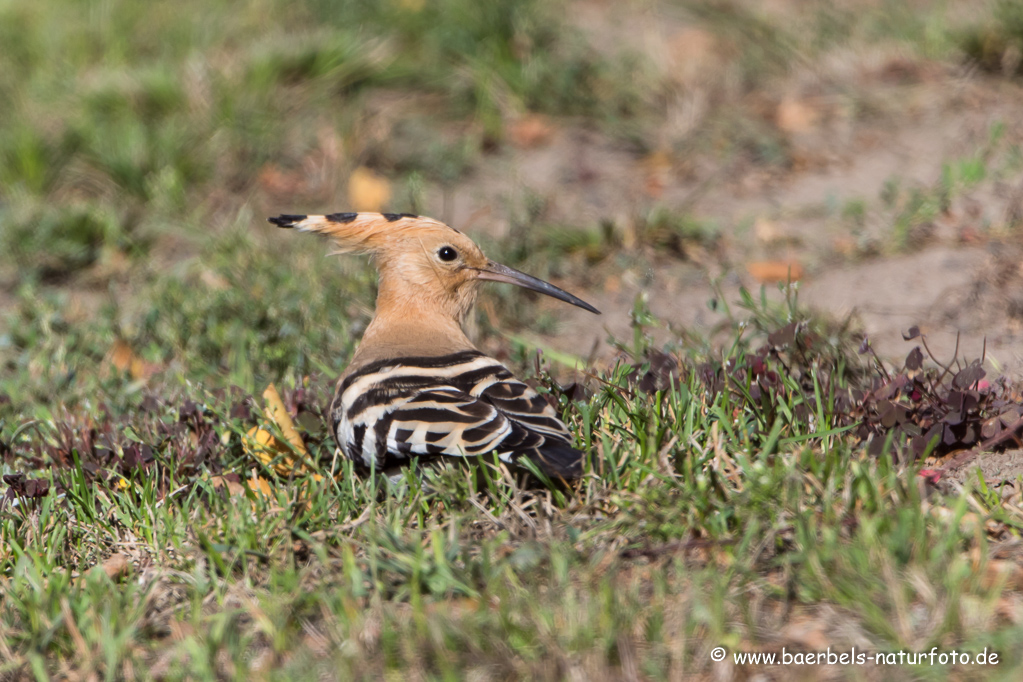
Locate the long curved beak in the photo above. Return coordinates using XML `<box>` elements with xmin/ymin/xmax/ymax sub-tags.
<box><xmin>475</xmin><ymin>261</ymin><xmax>601</xmax><ymax>314</ymax></box>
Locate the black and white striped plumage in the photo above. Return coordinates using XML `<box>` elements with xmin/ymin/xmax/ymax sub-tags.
<box><xmin>331</xmin><ymin>350</ymin><xmax>583</xmax><ymax>479</ymax></box>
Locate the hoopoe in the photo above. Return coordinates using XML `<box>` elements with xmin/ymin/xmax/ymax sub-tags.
<box><xmin>269</xmin><ymin>211</ymin><xmax>600</xmax><ymax>479</ymax></box>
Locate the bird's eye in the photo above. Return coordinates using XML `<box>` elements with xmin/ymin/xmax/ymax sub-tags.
<box><xmin>438</xmin><ymin>246</ymin><xmax>458</xmax><ymax>262</ymax></box>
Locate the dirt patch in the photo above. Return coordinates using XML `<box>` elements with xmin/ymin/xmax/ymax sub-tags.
<box><xmin>799</xmin><ymin>247</ymin><xmax>989</xmax><ymax>358</ymax></box>
<box><xmin>438</xmin><ymin>20</ymin><xmax>1023</xmax><ymax>377</ymax></box>
<box><xmin>942</xmin><ymin>449</ymin><xmax>1023</xmax><ymax>500</ymax></box>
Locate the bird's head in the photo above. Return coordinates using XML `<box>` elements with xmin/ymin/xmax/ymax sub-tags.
<box><xmin>269</xmin><ymin>212</ymin><xmax>599</xmax><ymax>325</ymax></box>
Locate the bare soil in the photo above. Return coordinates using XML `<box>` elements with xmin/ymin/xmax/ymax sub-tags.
<box><xmin>437</xmin><ymin>3</ymin><xmax>1023</xmax><ymax>377</ymax></box>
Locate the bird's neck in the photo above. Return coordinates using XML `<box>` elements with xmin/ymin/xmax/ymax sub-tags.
<box><xmin>348</xmin><ymin>284</ymin><xmax>477</xmax><ymax>369</ymax></box>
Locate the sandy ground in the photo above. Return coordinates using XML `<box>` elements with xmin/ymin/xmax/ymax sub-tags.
<box><xmin>420</xmin><ymin>3</ymin><xmax>1023</xmax><ymax>378</ymax></box>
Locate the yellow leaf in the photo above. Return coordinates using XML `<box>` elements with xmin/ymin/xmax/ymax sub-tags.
<box><xmin>244</xmin><ymin>425</ymin><xmax>294</xmax><ymax>475</ymax></box>
<box><xmin>209</xmin><ymin>475</ymin><xmax>246</xmax><ymax>496</ymax></box>
<box><xmin>348</xmin><ymin>166</ymin><xmax>391</xmax><ymax>212</ymax></box>
<box><xmin>244</xmin><ymin>385</ymin><xmax>324</xmax><ymax>480</ymax></box>
<box><xmin>263</xmin><ymin>383</ymin><xmax>309</xmax><ymax>456</ymax></box>
<box><xmin>247</xmin><ymin>476</ymin><xmax>274</xmax><ymax>497</ymax></box>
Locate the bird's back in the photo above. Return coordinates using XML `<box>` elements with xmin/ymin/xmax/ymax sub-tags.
<box><xmin>330</xmin><ymin>350</ymin><xmax>584</xmax><ymax>479</ymax></box>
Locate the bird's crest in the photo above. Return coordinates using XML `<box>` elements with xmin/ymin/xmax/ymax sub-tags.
<box><xmin>268</xmin><ymin>212</ymin><xmax>459</xmax><ymax>256</ymax></box>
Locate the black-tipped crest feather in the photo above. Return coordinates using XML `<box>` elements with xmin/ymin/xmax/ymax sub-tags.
<box><xmin>268</xmin><ymin>214</ymin><xmax>306</xmax><ymax>228</ymax></box>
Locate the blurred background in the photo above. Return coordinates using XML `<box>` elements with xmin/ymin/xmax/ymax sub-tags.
<box><xmin>2</xmin><ymin>0</ymin><xmax>1023</xmax><ymax>405</ymax></box>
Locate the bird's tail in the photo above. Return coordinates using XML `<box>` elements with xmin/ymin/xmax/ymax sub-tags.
<box><xmin>518</xmin><ymin>441</ymin><xmax>585</xmax><ymax>480</ymax></box>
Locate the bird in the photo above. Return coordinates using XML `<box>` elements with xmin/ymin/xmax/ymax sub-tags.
<box><xmin>268</xmin><ymin>211</ymin><xmax>601</xmax><ymax>479</ymax></box>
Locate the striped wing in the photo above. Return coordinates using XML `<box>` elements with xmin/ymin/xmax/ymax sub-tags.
<box><xmin>331</xmin><ymin>351</ymin><xmax>583</xmax><ymax>478</ymax></box>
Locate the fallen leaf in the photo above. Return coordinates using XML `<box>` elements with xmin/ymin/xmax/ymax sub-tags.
<box><xmin>747</xmin><ymin>260</ymin><xmax>804</xmax><ymax>283</ymax></box>
<box><xmin>832</xmin><ymin>235</ymin><xmax>857</xmax><ymax>257</ymax></box>
<box><xmin>247</xmin><ymin>476</ymin><xmax>274</xmax><ymax>497</ymax></box>
<box><xmin>776</xmin><ymin>98</ymin><xmax>820</xmax><ymax>134</ymax></box>
<box><xmin>244</xmin><ymin>385</ymin><xmax>324</xmax><ymax>480</ymax></box>
<box><xmin>244</xmin><ymin>426</ymin><xmax>295</xmax><ymax>476</ymax></box>
<box><xmin>100</xmin><ymin>554</ymin><xmax>131</xmax><ymax>581</ymax></box>
<box><xmin>263</xmin><ymin>384</ymin><xmax>309</xmax><ymax>457</ymax></box>
<box><xmin>106</xmin><ymin>340</ymin><xmax>160</xmax><ymax>381</ymax></box>
<box><xmin>109</xmin><ymin>340</ymin><xmax>134</xmax><ymax>373</ymax></box>
<box><xmin>210</xmin><ymin>475</ymin><xmax>246</xmax><ymax>496</ymax></box>
<box><xmin>753</xmin><ymin>217</ymin><xmax>784</xmax><ymax>245</ymax></box>
<box><xmin>508</xmin><ymin>115</ymin><xmax>554</xmax><ymax>148</ymax></box>
<box><xmin>348</xmin><ymin>166</ymin><xmax>391</xmax><ymax>212</ymax></box>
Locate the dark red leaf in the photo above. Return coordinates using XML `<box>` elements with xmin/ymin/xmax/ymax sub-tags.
<box><xmin>875</xmin><ymin>383</ymin><xmax>897</xmax><ymax>401</ymax></box>
<box><xmin>3</xmin><ymin>473</ymin><xmax>50</xmax><ymax>499</ymax></box>
<box><xmin>1001</xmin><ymin>406</ymin><xmax>1021</xmax><ymax>426</ymax></box>
<box><xmin>768</xmin><ymin>322</ymin><xmax>797</xmax><ymax>348</ymax></box>
<box><xmin>900</xmin><ymin>422</ymin><xmax>921</xmax><ymax>437</ymax></box>
<box><xmin>230</xmin><ymin>401</ymin><xmax>252</xmax><ymax>421</ymax></box>
<box><xmin>905</xmin><ymin>347</ymin><xmax>923</xmax><ymax>371</ymax></box>
<box><xmin>952</xmin><ymin>362</ymin><xmax>985</xmax><ymax>390</ymax></box>
<box><xmin>960</xmin><ymin>422</ymin><xmax>978</xmax><ymax>445</ymax></box>
<box><xmin>943</xmin><ymin>411</ymin><xmax>963</xmax><ymax>426</ymax></box>
<box><xmin>903</xmin><ymin>326</ymin><xmax>921</xmax><ymax>341</ymax></box>
<box><xmin>636</xmin><ymin>351</ymin><xmax>680</xmax><ymax>393</ymax></box>
<box><xmin>945</xmin><ymin>390</ymin><xmax>963</xmax><ymax>409</ymax></box>
<box><xmin>942</xmin><ymin>425</ymin><xmax>958</xmax><ymax>446</ymax></box>
<box><xmin>559</xmin><ymin>382</ymin><xmax>592</xmax><ymax>402</ymax></box>
<box><xmin>179</xmin><ymin>400</ymin><xmax>201</xmax><ymax>420</ymax></box>
<box><xmin>981</xmin><ymin>416</ymin><xmax>1002</xmax><ymax>439</ymax></box>
<box><xmin>879</xmin><ymin>400</ymin><xmax>897</xmax><ymax>427</ymax></box>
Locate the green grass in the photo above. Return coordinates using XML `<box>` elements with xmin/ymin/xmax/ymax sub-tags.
<box><xmin>0</xmin><ymin>0</ymin><xmax>647</xmax><ymax>286</ymax></box>
<box><xmin>2</xmin><ymin>241</ymin><xmax>1023</xmax><ymax>677</ymax></box>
